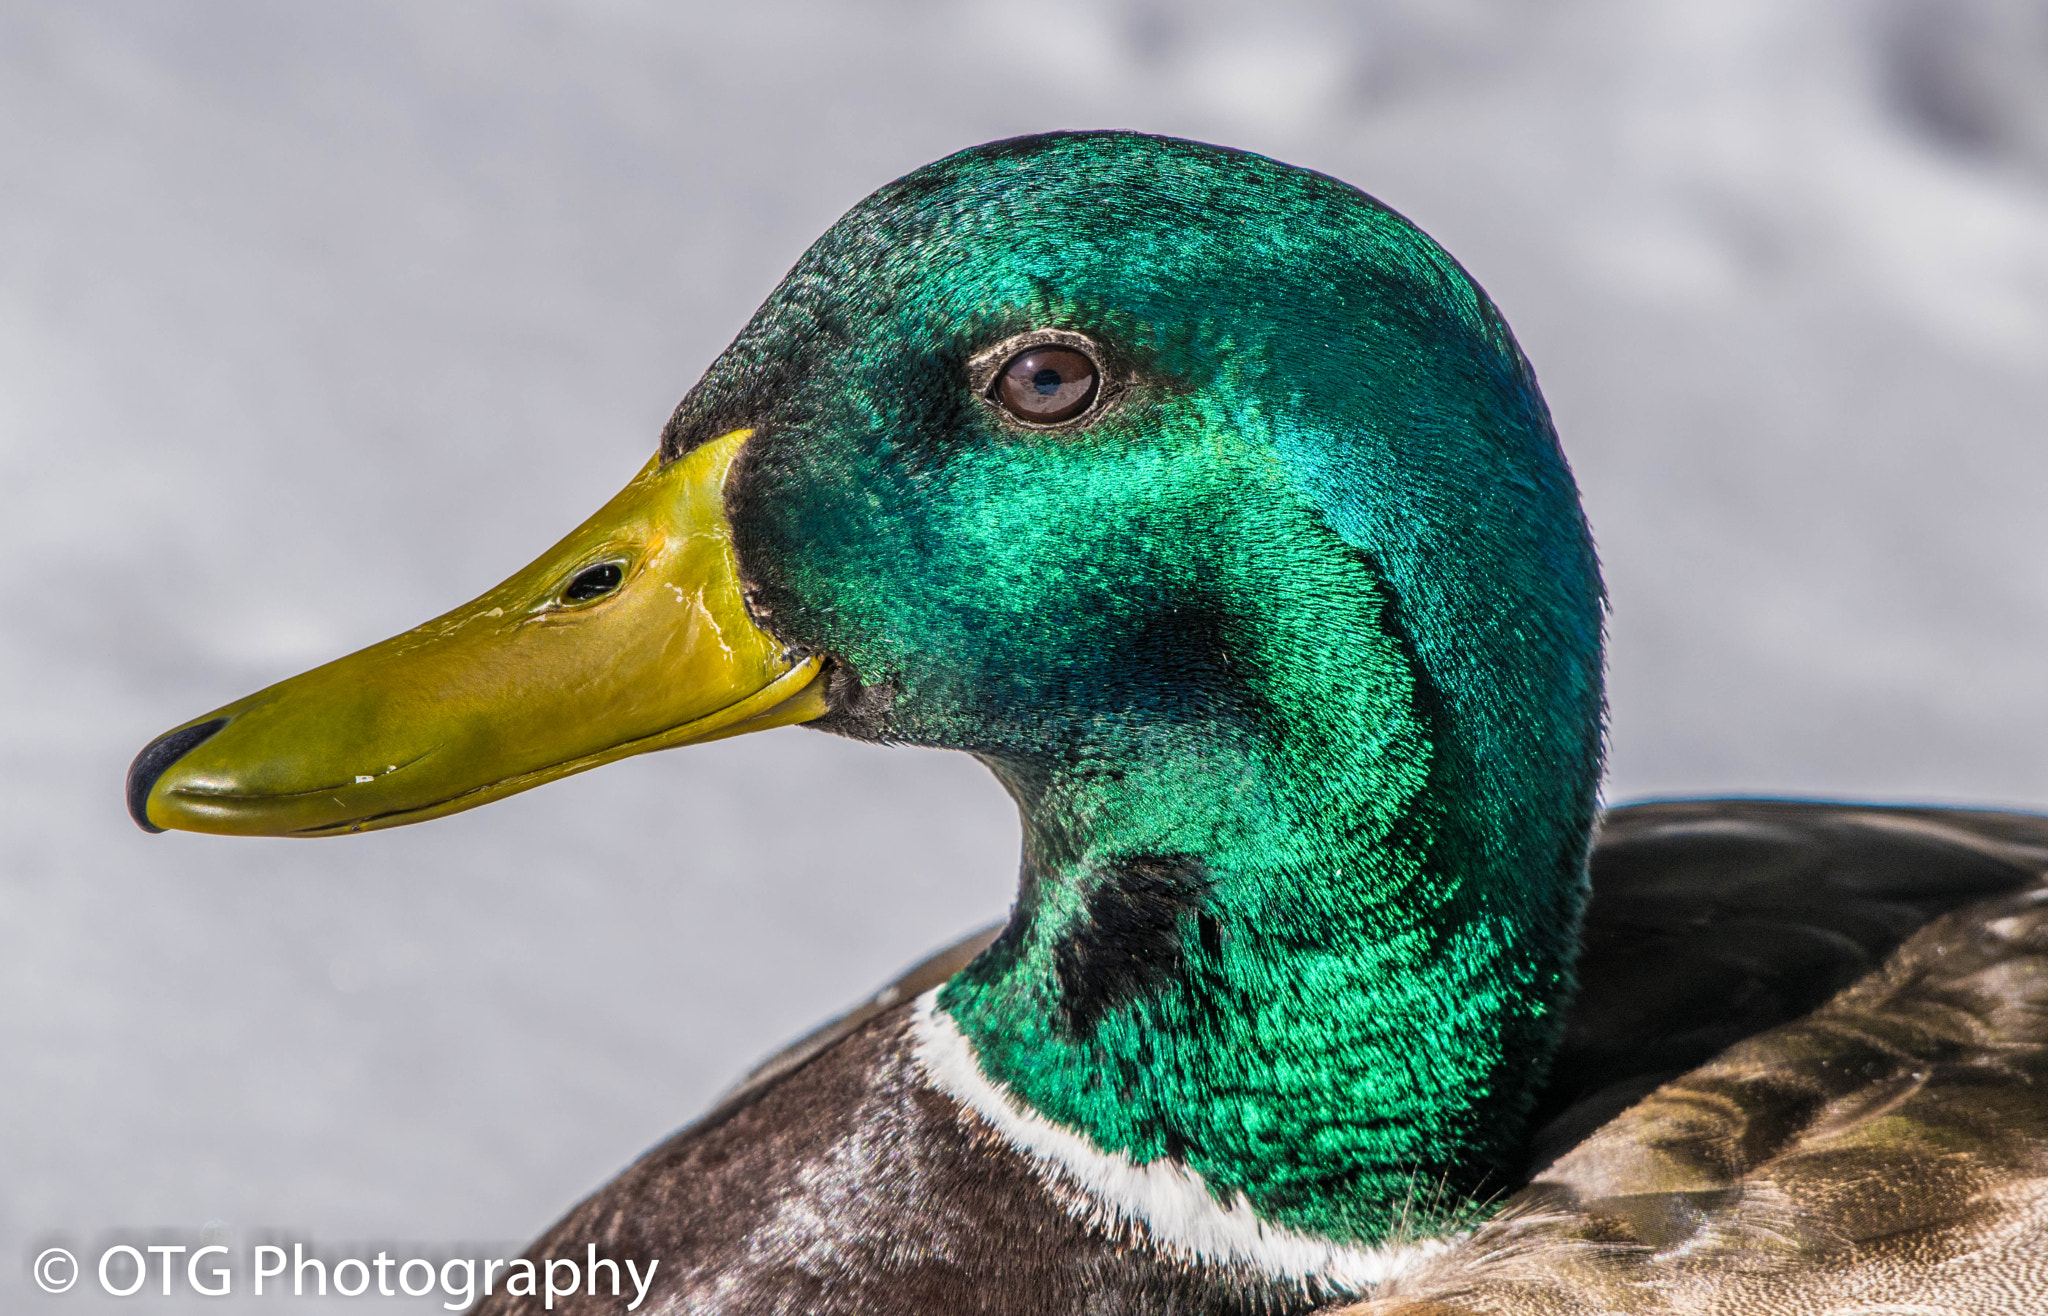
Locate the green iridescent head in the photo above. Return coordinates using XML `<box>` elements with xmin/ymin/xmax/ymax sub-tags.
<box><xmin>132</xmin><ymin>131</ymin><xmax>1603</xmax><ymax>1249</ymax></box>
<box><xmin>681</xmin><ymin>131</ymin><xmax>1599</xmax><ymax>791</ymax></box>
<box><xmin>678</xmin><ymin>132</ymin><xmax>1605</xmax><ymax>1240</ymax></box>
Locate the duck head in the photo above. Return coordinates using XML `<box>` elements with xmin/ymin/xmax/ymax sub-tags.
<box><xmin>132</xmin><ymin>132</ymin><xmax>1604</xmax><ymax>1248</ymax></box>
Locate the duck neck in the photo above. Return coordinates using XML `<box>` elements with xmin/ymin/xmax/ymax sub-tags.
<box><xmin>932</xmin><ymin>569</ymin><xmax>1590</xmax><ymax>1249</ymax></box>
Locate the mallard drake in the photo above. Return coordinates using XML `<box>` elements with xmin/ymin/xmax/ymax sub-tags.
<box><xmin>126</xmin><ymin>132</ymin><xmax>2048</xmax><ymax>1315</ymax></box>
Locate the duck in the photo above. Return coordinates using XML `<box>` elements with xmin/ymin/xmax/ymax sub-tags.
<box><xmin>124</xmin><ymin>131</ymin><xmax>2048</xmax><ymax>1315</ymax></box>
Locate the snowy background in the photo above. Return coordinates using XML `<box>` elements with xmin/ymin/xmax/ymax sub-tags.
<box><xmin>7</xmin><ymin>1</ymin><xmax>2048</xmax><ymax>1309</ymax></box>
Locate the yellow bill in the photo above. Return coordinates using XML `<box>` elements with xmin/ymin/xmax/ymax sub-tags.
<box><xmin>129</xmin><ymin>429</ymin><xmax>825</xmax><ymax>836</ymax></box>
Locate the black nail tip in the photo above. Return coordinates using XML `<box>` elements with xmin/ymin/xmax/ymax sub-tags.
<box><xmin>127</xmin><ymin>718</ymin><xmax>229</xmax><ymax>833</ymax></box>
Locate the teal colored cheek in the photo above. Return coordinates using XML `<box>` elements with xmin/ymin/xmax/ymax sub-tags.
<box><xmin>784</xmin><ymin>434</ymin><xmax>1235</xmax><ymax>716</ymax></box>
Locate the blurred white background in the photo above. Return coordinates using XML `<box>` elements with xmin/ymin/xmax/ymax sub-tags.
<box><xmin>6</xmin><ymin>1</ymin><xmax>2048</xmax><ymax>1308</ymax></box>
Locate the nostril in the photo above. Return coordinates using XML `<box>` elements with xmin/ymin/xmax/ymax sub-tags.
<box><xmin>563</xmin><ymin>562</ymin><xmax>624</xmax><ymax>604</ymax></box>
<box><xmin>127</xmin><ymin>718</ymin><xmax>229</xmax><ymax>833</ymax></box>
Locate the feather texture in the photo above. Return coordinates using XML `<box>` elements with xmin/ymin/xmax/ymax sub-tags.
<box><xmin>474</xmin><ymin>799</ymin><xmax>2048</xmax><ymax>1313</ymax></box>
<box><xmin>1353</xmin><ymin>799</ymin><xmax>2048</xmax><ymax>1314</ymax></box>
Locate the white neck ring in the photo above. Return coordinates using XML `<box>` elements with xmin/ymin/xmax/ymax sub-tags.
<box><xmin>909</xmin><ymin>990</ymin><xmax>1447</xmax><ymax>1289</ymax></box>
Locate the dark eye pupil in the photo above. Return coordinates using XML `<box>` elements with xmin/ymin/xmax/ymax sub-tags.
<box><xmin>995</xmin><ymin>345</ymin><xmax>1100</xmax><ymax>424</ymax></box>
<box><xmin>564</xmin><ymin>562</ymin><xmax>623</xmax><ymax>602</ymax></box>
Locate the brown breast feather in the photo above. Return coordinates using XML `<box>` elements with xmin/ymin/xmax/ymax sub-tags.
<box><xmin>1349</xmin><ymin>800</ymin><xmax>2048</xmax><ymax>1315</ymax></box>
<box><xmin>464</xmin><ymin>799</ymin><xmax>2048</xmax><ymax>1313</ymax></box>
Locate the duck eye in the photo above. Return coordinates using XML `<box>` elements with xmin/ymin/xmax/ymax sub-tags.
<box><xmin>994</xmin><ymin>346</ymin><xmax>1099</xmax><ymax>424</ymax></box>
<box><xmin>562</xmin><ymin>562</ymin><xmax>624</xmax><ymax>603</ymax></box>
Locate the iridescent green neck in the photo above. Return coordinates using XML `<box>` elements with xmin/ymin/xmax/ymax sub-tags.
<box><xmin>936</xmin><ymin>545</ymin><xmax>1580</xmax><ymax>1246</ymax></box>
<box><xmin>677</xmin><ymin>131</ymin><xmax>1608</xmax><ymax>1249</ymax></box>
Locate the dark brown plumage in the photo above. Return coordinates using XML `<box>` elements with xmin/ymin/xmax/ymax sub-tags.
<box><xmin>471</xmin><ymin>799</ymin><xmax>2048</xmax><ymax>1314</ymax></box>
<box><xmin>473</xmin><ymin>962</ymin><xmax>1308</xmax><ymax>1316</ymax></box>
<box><xmin>1355</xmin><ymin>799</ymin><xmax>2048</xmax><ymax>1314</ymax></box>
